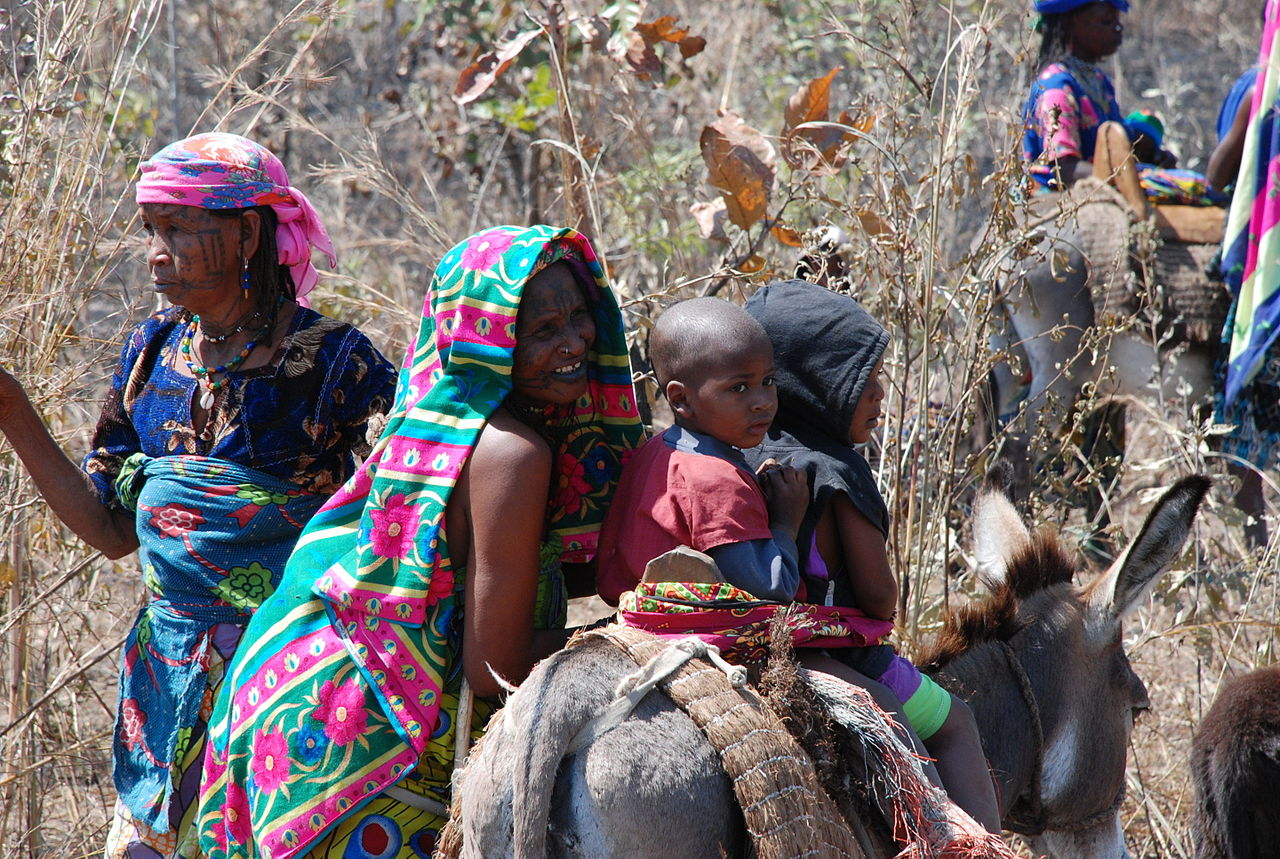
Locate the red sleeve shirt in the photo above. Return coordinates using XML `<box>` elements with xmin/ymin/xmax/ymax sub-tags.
<box><xmin>596</xmin><ymin>427</ymin><xmax>773</xmax><ymax>605</ymax></box>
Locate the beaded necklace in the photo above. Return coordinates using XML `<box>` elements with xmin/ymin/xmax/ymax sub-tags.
<box><xmin>198</xmin><ymin>309</ymin><xmax>264</xmax><ymax>344</ymax></box>
<box><xmin>182</xmin><ymin>315</ymin><xmax>273</xmax><ymax>409</ymax></box>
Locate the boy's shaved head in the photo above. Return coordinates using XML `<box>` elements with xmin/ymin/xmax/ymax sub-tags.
<box><xmin>649</xmin><ymin>297</ymin><xmax>772</xmax><ymax>386</ymax></box>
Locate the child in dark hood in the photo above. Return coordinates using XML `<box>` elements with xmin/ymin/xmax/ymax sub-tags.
<box><xmin>744</xmin><ymin>279</ymin><xmax>1000</xmax><ymax>833</ymax></box>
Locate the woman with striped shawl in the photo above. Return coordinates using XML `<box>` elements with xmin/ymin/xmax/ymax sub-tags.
<box><xmin>196</xmin><ymin>225</ymin><xmax>645</xmax><ymax>858</ymax></box>
<box><xmin>1215</xmin><ymin>0</ymin><xmax>1280</xmax><ymax>548</ymax></box>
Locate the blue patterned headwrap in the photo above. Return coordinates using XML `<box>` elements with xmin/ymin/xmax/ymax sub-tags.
<box><xmin>1034</xmin><ymin>0</ymin><xmax>1129</xmax><ymax>12</ymax></box>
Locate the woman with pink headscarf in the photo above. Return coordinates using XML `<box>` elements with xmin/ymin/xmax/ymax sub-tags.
<box><xmin>0</xmin><ymin>132</ymin><xmax>396</xmax><ymax>857</ymax></box>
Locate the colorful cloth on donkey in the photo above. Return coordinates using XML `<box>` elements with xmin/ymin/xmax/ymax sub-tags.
<box><xmin>111</xmin><ymin>453</ymin><xmax>326</xmax><ymax>832</ymax></box>
<box><xmin>1135</xmin><ymin>166</ymin><xmax>1226</xmax><ymax>206</ymax></box>
<box><xmin>619</xmin><ymin>581</ymin><xmax>894</xmax><ymax>664</ymax></box>
<box><xmin>198</xmin><ymin>225</ymin><xmax>644</xmax><ymax>859</ymax></box>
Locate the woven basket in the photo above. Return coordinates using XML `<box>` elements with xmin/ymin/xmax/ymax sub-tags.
<box><xmin>1151</xmin><ymin>240</ymin><xmax>1230</xmax><ymax>344</ymax></box>
<box><xmin>596</xmin><ymin>625</ymin><xmax>866</xmax><ymax>859</ymax></box>
<box><xmin>1027</xmin><ymin>178</ymin><xmax>1226</xmax><ymax>346</ymax></box>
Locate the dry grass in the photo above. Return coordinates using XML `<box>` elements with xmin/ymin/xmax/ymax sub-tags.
<box><xmin>0</xmin><ymin>0</ymin><xmax>1273</xmax><ymax>855</ymax></box>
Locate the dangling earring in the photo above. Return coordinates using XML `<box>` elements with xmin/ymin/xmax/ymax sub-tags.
<box><xmin>241</xmin><ymin>258</ymin><xmax>251</xmax><ymax>301</ymax></box>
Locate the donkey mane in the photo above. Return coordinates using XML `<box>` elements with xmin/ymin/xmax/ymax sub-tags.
<box><xmin>918</xmin><ymin>533</ymin><xmax>1075</xmax><ymax>671</ymax></box>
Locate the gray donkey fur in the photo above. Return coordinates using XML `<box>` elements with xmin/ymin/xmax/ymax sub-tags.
<box><xmin>454</xmin><ymin>467</ymin><xmax>1209</xmax><ymax>859</ymax></box>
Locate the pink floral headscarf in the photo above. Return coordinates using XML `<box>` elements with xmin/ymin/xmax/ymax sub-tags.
<box><xmin>135</xmin><ymin>132</ymin><xmax>336</xmax><ymax>306</ymax></box>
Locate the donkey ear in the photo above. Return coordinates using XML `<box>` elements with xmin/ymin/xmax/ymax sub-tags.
<box><xmin>972</xmin><ymin>462</ymin><xmax>1030</xmax><ymax>590</ymax></box>
<box><xmin>1088</xmin><ymin>475</ymin><xmax>1210</xmax><ymax>620</ymax></box>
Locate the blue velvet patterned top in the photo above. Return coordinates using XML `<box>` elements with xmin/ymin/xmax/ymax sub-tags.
<box><xmin>82</xmin><ymin>305</ymin><xmax>397</xmax><ymax>505</ymax></box>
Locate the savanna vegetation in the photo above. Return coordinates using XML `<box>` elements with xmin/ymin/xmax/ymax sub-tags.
<box><xmin>0</xmin><ymin>0</ymin><xmax>1271</xmax><ymax>855</ymax></box>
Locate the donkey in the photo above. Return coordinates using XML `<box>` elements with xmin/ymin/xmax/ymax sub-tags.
<box><xmin>988</xmin><ymin>180</ymin><xmax>1221</xmax><ymax>429</ymax></box>
<box><xmin>452</xmin><ymin>465</ymin><xmax>1209</xmax><ymax>858</ymax></box>
<box><xmin>985</xmin><ymin>180</ymin><xmax>1221</xmax><ymax>546</ymax></box>
<box><xmin>1189</xmin><ymin>665</ymin><xmax>1280</xmax><ymax>859</ymax></box>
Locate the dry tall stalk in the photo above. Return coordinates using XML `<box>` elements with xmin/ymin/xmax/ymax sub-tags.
<box><xmin>0</xmin><ymin>0</ymin><xmax>1273</xmax><ymax>855</ymax></box>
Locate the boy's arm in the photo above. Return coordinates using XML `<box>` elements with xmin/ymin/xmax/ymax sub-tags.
<box><xmin>703</xmin><ymin>462</ymin><xmax>807</xmax><ymax>602</ymax></box>
<box><xmin>707</xmin><ymin>533</ymin><xmax>800</xmax><ymax>602</ymax></box>
<box><xmin>830</xmin><ymin>491</ymin><xmax>897</xmax><ymax>620</ymax></box>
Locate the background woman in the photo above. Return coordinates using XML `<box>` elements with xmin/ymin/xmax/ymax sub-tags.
<box><xmin>197</xmin><ymin>224</ymin><xmax>644</xmax><ymax>858</ymax></box>
<box><xmin>0</xmin><ymin>132</ymin><xmax>396</xmax><ymax>857</ymax></box>
<box><xmin>1023</xmin><ymin>0</ymin><xmax>1178</xmax><ymax>191</ymax></box>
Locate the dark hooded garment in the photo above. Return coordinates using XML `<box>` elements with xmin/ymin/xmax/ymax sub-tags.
<box><xmin>743</xmin><ymin>279</ymin><xmax>890</xmax><ymax>604</ymax></box>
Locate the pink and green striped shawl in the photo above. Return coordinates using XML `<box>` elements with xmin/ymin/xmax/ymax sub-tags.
<box><xmin>1222</xmin><ymin>0</ymin><xmax>1280</xmax><ymax>404</ymax></box>
<box><xmin>198</xmin><ymin>225</ymin><xmax>643</xmax><ymax>858</ymax></box>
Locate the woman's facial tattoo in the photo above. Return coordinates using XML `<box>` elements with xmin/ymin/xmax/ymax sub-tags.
<box><xmin>141</xmin><ymin>203</ymin><xmax>244</xmax><ymax>302</ymax></box>
<box><xmin>512</xmin><ymin>261</ymin><xmax>596</xmax><ymax>407</ymax></box>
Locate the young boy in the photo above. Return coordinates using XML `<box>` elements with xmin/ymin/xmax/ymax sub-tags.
<box><xmin>742</xmin><ymin>278</ymin><xmax>1000</xmax><ymax>832</ymax></box>
<box><xmin>596</xmin><ymin>296</ymin><xmax>995</xmax><ymax>831</ymax></box>
<box><xmin>596</xmin><ymin>297</ymin><xmax>810</xmax><ymax>605</ymax></box>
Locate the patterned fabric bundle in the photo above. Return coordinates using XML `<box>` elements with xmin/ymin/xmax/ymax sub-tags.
<box><xmin>135</xmin><ymin>132</ymin><xmax>336</xmax><ymax>306</ymax></box>
<box><xmin>1136</xmin><ymin>166</ymin><xmax>1225</xmax><ymax>206</ymax></box>
<box><xmin>619</xmin><ymin>581</ymin><xmax>894</xmax><ymax>664</ymax></box>
<box><xmin>1033</xmin><ymin>0</ymin><xmax>1128</xmax><ymax>12</ymax></box>
<box><xmin>110</xmin><ymin>454</ymin><xmax>325</xmax><ymax>831</ymax></box>
<box><xmin>198</xmin><ymin>225</ymin><xmax>644</xmax><ymax>858</ymax></box>
<box><xmin>1220</xmin><ymin>0</ymin><xmax>1280</xmax><ymax>406</ymax></box>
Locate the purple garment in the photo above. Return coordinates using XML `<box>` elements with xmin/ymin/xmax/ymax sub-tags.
<box><xmin>1218</xmin><ymin>67</ymin><xmax>1260</xmax><ymax>142</ymax></box>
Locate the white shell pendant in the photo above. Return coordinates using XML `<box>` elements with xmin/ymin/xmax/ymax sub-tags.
<box><xmin>199</xmin><ymin>385</ymin><xmax>215</xmax><ymax>410</ymax></box>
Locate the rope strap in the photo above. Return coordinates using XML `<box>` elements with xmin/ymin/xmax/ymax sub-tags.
<box><xmin>583</xmin><ymin>624</ymin><xmax>866</xmax><ymax>859</ymax></box>
<box><xmin>567</xmin><ymin>636</ymin><xmax>745</xmax><ymax>754</ymax></box>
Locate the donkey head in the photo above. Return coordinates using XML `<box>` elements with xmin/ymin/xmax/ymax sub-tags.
<box><xmin>928</xmin><ymin>462</ymin><xmax>1208</xmax><ymax>859</ymax></box>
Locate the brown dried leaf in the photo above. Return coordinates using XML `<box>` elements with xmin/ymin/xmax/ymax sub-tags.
<box><xmin>690</xmin><ymin>199</ymin><xmax>730</xmax><ymax>243</ymax></box>
<box><xmin>624</xmin><ymin>30</ymin><xmax>661</xmax><ymax>81</ymax></box>
<box><xmin>855</xmin><ymin>208</ymin><xmax>890</xmax><ymax>236</ymax></box>
<box><xmin>737</xmin><ymin>254</ymin><xmax>766</xmax><ymax>274</ymax></box>
<box><xmin>678</xmin><ymin>35</ymin><xmax>706</xmax><ymax>59</ymax></box>
<box><xmin>784</xmin><ymin>67</ymin><xmax>841</xmax><ymax>133</ymax></box>
<box><xmin>621</xmin><ymin>16</ymin><xmax>703</xmax><ymax>81</ymax></box>
<box><xmin>700</xmin><ymin>111</ymin><xmax>776</xmax><ymax>230</ymax></box>
<box><xmin>635</xmin><ymin>15</ymin><xmax>689</xmax><ymax>44</ymax></box>
<box><xmin>783</xmin><ymin>70</ymin><xmax>861</xmax><ymax>175</ymax></box>
<box><xmin>839</xmin><ymin>108</ymin><xmax>876</xmax><ymax>135</ymax></box>
<box><xmin>770</xmin><ymin>223</ymin><xmax>803</xmax><ymax>247</ymax></box>
<box><xmin>452</xmin><ymin>27</ymin><xmax>542</xmax><ymax>106</ymax></box>
<box><xmin>786</xmin><ymin>107</ymin><xmax>874</xmax><ymax>176</ymax></box>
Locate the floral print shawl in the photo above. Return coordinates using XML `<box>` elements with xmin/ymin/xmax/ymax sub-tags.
<box><xmin>198</xmin><ymin>225</ymin><xmax>644</xmax><ymax>858</ymax></box>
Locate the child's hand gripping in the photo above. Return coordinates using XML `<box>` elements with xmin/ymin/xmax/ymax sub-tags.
<box><xmin>756</xmin><ymin>458</ymin><xmax>809</xmax><ymax>540</ymax></box>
